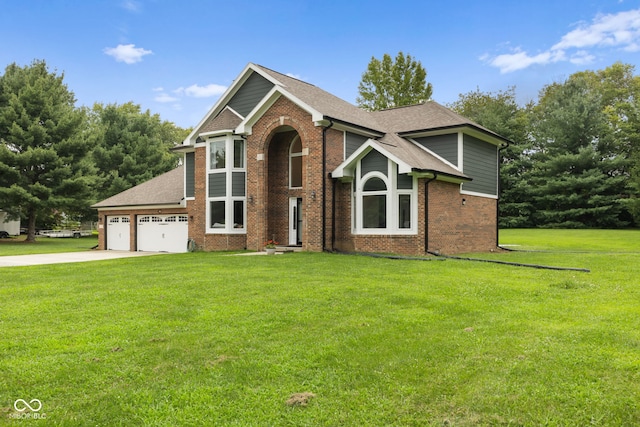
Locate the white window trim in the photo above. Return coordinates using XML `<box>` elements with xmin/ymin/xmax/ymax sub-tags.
<box><xmin>352</xmin><ymin>160</ymin><xmax>417</xmax><ymax>235</ymax></box>
<box><xmin>206</xmin><ymin>136</ymin><xmax>247</xmax><ymax>234</ymax></box>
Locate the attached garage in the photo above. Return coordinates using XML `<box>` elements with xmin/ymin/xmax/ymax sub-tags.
<box><xmin>92</xmin><ymin>167</ymin><xmax>189</xmax><ymax>253</ymax></box>
<box><xmin>106</xmin><ymin>216</ymin><xmax>131</xmax><ymax>251</ymax></box>
<box><xmin>137</xmin><ymin>214</ymin><xmax>188</xmax><ymax>253</ymax></box>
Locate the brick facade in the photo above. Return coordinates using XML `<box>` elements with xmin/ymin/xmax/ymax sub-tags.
<box><xmin>332</xmin><ymin>178</ymin><xmax>498</xmax><ymax>255</ymax></box>
<box><xmin>427</xmin><ymin>181</ymin><xmax>498</xmax><ymax>254</ymax></box>
<box><xmin>243</xmin><ymin>96</ymin><xmax>342</xmax><ymax>252</ymax></box>
<box><xmin>96</xmin><ymin>80</ymin><xmax>500</xmax><ymax>256</ymax></box>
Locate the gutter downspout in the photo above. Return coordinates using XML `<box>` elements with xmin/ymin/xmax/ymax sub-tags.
<box><xmin>331</xmin><ymin>178</ymin><xmax>337</xmax><ymax>251</ymax></box>
<box><xmin>497</xmin><ymin>141</ymin><xmax>510</xmax><ymax>248</ymax></box>
<box><xmin>322</xmin><ymin>119</ymin><xmax>334</xmax><ymax>252</ymax></box>
<box><xmin>424</xmin><ymin>173</ymin><xmax>437</xmax><ymax>254</ymax></box>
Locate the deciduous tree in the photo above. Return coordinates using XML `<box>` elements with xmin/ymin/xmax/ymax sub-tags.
<box><xmin>89</xmin><ymin>102</ymin><xmax>187</xmax><ymax>201</ymax></box>
<box><xmin>357</xmin><ymin>52</ymin><xmax>433</xmax><ymax>111</ymax></box>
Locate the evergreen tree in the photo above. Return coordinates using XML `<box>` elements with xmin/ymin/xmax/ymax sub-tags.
<box><xmin>576</xmin><ymin>62</ymin><xmax>640</xmax><ymax>225</ymax></box>
<box><xmin>90</xmin><ymin>102</ymin><xmax>187</xmax><ymax>201</ymax></box>
<box><xmin>357</xmin><ymin>52</ymin><xmax>433</xmax><ymax>111</ymax></box>
<box><xmin>0</xmin><ymin>60</ymin><xmax>93</xmax><ymax>242</ymax></box>
<box><xmin>529</xmin><ymin>75</ymin><xmax>629</xmax><ymax>228</ymax></box>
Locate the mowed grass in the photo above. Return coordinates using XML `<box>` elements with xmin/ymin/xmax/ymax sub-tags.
<box><xmin>0</xmin><ymin>235</ymin><xmax>98</xmax><ymax>255</ymax></box>
<box><xmin>1</xmin><ymin>230</ymin><xmax>639</xmax><ymax>426</ymax></box>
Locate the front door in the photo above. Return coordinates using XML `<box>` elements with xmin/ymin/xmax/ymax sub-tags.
<box><xmin>289</xmin><ymin>197</ymin><xmax>302</xmax><ymax>246</ymax></box>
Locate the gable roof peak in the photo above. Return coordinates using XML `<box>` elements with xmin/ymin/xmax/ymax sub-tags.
<box><xmin>251</xmin><ymin>63</ymin><xmax>317</xmax><ymax>90</ymax></box>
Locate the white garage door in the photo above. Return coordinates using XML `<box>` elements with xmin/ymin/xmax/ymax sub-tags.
<box><xmin>106</xmin><ymin>216</ymin><xmax>130</xmax><ymax>251</ymax></box>
<box><xmin>137</xmin><ymin>215</ymin><xmax>188</xmax><ymax>253</ymax></box>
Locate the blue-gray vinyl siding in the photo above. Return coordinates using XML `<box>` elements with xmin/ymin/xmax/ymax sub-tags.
<box><xmin>227</xmin><ymin>72</ymin><xmax>274</xmax><ymax>117</ymax></box>
<box><xmin>414</xmin><ymin>134</ymin><xmax>458</xmax><ymax>166</ymax></box>
<box><xmin>361</xmin><ymin>149</ymin><xmax>388</xmax><ymax>177</ymax></box>
<box><xmin>345</xmin><ymin>132</ymin><xmax>369</xmax><ymax>159</ymax></box>
<box><xmin>462</xmin><ymin>135</ymin><xmax>497</xmax><ymax>196</ymax></box>
<box><xmin>185</xmin><ymin>152</ymin><xmax>195</xmax><ymax>198</ymax></box>
<box><xmin>208</xmin><ymin>173</ymin><xmax>226</xmax><ymax>197</ymax></box>
<box><xmin>232</xmin><ymin>172</ymin><xmax>245</xmax><ymax>197</ymax></box>
<box><xmin>397</xmin><ymin>171</ymin><xmax>413</xmax><ymax>189</ymax></box>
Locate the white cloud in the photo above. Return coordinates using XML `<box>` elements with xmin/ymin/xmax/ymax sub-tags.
<box><xmin>552</xmin><ymin>9</ymin><xmax>640</xmax><ymax>50</ymax></box>
<box><xmin>104</xmin><ymin>44</ymin><xmax>152</xmax><ymax>64</ymax></box>
<box><xmin>569</xmin><ymin>50</ymin><xmax>596</xmax><ymax>65</ymax></box>
<box><xmin>154</xmin><ymin>93</ymin><xmax>179</xmax><ymax>103</ymax></box>
<box><xmin>121</xmin><ymin>0</ymin><xmax>141</xmax><ymax>12</ymax></box>
<box><xmin>153</xmin><ymin>83</ymin><xmax>226</xmax><ymax>107</ymax></box>
<box><xmin>174</xmin><ymin>83</ymin><xmax>227</xmax><ymax>98</ymax></box>
<box><xmin>486</xmin><ymin>49</ymin><xmax>565</xmax><ymax>73</ymax></box>
<box><xmin>485</xmin><ymin>8</ymin><xmax>640</xmax><ymax>73</ymax></box>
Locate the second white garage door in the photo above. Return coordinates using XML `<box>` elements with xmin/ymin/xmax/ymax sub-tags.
<box><xmin>137</xmin><ymin>215</ymin><xmax>188</xmax><ymax>253</ymax></box>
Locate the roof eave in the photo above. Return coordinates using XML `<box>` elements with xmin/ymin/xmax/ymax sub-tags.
<box><xmin>319</xmin><ymin>116</ymin><xmax>385</xmax><ymax>138</ymax></box>
<box><xmin>410</xmin><ymin>169</ymin><xmax>471</xmax><ymax>183</ymax></box>
<box><xmin>93</xmin><ymin>201</ymin><xmax>185</xmax><ymax>210</ymax></box>
<box><xmin>399</xmin><ymin>124</ymin><xmax>512</xmax><ymax>147</ymax></box>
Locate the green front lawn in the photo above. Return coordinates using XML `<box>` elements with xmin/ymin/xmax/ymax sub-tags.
<box><xmin>0</xmin><ymin>235</ymin><xmax>98</xmax><ymax>255</ymax></box>
<box><xmin>1</xmin><ymin>230</ymin><xmax>639</xmax><ymax>425</ymax></box>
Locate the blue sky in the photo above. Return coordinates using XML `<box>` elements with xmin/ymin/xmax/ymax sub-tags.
<box><xmin>1</xmin><ymin>0</ymin><xmax>639</xmax><ymax>129</ymax></box>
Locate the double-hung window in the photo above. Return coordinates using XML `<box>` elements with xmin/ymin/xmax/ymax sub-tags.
<box><xmin>207</xmin><ymin>136</ymin><xmax>246</xmax><ymax>233</ymax></box>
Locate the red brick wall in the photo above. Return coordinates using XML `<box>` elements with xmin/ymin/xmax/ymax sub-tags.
<box><xmin>427</xmin><ymin>181</ymin><xmax>498</xmax><ymax>254</ymax></box>
<box><xmin>188</xmin><ymin>146</ymin><xmax>206</xmax><ymax>248</ymax></box>
<box><xmin>333</xmin><ymin>177</ymin><xmax>426</xmax><ymax>256</ymax></box>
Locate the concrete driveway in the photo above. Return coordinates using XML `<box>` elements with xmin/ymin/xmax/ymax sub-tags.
<box><xmin>0</xmin><ymin>250</ymin><xmax>160</xmax><ymax>267</ymax></box>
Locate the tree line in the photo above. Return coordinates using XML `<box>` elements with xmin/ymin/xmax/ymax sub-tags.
<box><xmin>357</xmin><ymin>52</ymin><xmax>640</xmax><ymax>228</ymax></box>
<box><xmin>0</xmin><ymin>60</ymin><xmax>189</xmax><ymax>242</ymax></box>
<box><xmin>449</xmin><ymin>62</ymin><xmax>640</xmax><ymax>228</ymax></box>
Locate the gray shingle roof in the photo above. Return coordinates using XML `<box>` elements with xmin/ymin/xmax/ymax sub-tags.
<box><xmin>376</xmin><ymin>133</ymin><xmax>469</xmax><ymax>179</ymax></box>
<box><xmin>254</xmin><ymin>64</ymin><xmax>384</xmax><ymax>132</ymax></box>
<box><xmin>198</xmin><ymin>106</ymin><xmax>243</xmax><ymax>134</ymax></box>
<box><xmin>373</xmin><ymin>101</ymin><xmax>510</xmax><ymax>142</ymax></box>
<box><xmin>92</xmin><ymin>167</ymin><xmax>184</xmax><ymax>208</ymax></box>
<box><xmin>253</xmin><ymin>64</ymin><xmax>507</xmax><ymax>180</ymax></box>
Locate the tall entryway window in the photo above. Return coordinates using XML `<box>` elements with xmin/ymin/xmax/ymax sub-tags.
<box><xmin>289</xmin><ymin>135</ymin><xmax>303</xmax><ymax>188</ymax></box>
<box><xmin>289</xmin><ymin>197</ymin><xmax>302</xmax><ymax>245</ymax></box>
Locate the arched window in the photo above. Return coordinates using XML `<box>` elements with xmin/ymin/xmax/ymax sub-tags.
<box><xmin>353</xmin><ymin>154</ymin><xmax>416</xmax><ymax>234</ymax></box>
<box><xmin>289</xmin><ymin>136</ymin><xmax>303</xmax><ymax>188</ymax></box>
<box><xmin>362</xmin><ymin>175</ymin><xmax>387</xmax><ymax>228</ymax></box>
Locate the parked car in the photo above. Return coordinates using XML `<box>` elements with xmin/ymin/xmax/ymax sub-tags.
<box><xmin>0</xmin><ymin>231</ymin><xmax>10</xmax><ymax>238</ymax></box>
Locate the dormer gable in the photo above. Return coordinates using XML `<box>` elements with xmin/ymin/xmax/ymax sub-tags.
<box><xmin>197</xmin><ymin>106</ymin><xmax>243</xmax><ymax>136</ymax></box>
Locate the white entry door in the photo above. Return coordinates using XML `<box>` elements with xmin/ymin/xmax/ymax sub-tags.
<box><xmin>289</xmin><ymin>197</ymin><xmax>302</xmax><ymax>246</ymax></box>
<box><xmin>137</xmin><ymin>215</ymin><xmax>188</xmax><ymax>253</ymax></box>
<box><xmin>106</xmin><ymin>216</ymin><xmax>130</xmax><ymax>251</ymax></box>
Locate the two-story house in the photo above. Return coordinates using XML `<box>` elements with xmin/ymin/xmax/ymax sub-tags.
<box><xmin>93</xmin><ymin>63</ymin><xmax>511</xmax><ymax>255</ymax></box>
